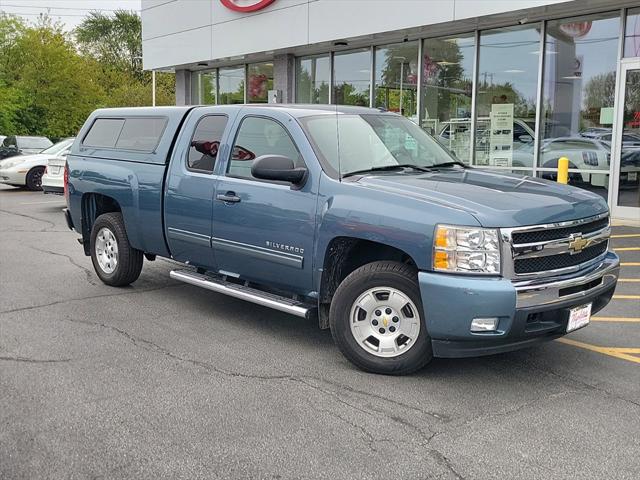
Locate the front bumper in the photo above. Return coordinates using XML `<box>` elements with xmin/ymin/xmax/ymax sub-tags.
<box><xmin>418</xmin><ymin>252</ymin><xmax>620</xmax><ymax>358</ymax></box>
<box><xmin>0</xmin><ymin>168</ymin><xmax>26</xmax><ymax>186</ymax></box>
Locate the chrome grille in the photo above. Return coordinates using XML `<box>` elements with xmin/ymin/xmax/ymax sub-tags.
<box><xmin>502</xmin><ymin>213</ymin><xmax>611</xmax><ymax>278</ymax></box>
<box><xmin>514</xmin><ymin>241</ymin><xmax>608</xmax><ymax>274</ymax></box>
<box><xmin>511</xmin><ymin>216</ymin><xmax>609</xmax><ymax>244</ymax></box>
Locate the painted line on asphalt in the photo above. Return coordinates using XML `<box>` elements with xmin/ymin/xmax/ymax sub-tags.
<box><xmin>612</xmin><ymin>295</ymin><xmax>640</xmax><ymax>300</ymax></box>
<box><xmin>592</xmin><ymin>316</ymin><xmax>640</xmax><ymax>323</ymax></box>
<box><xmin>19</xmin><ymin>200</ymin><xmax>65</xmax><ymax>205</ymax></box>
<box><xmin>618</xmin><ymin>278</ymin><xmax>640</xmax><ymax>283</ymax></box>
<box><xmin>611</xmin><ymin>233</ymin><xmax>640</xmax><ymax>238</ymax></box>
<box><xmin>557</xmin><ymin>338</ymin><xmax>640</xmax><ymax>364</ymax></box>
<box><xmin>614</xmin><ymin>247</ymin><xmax>640</xmax><ymax>251</ymax></box>
<box><xmin>621</xmin><ymin>262</ymin><xmax>640</xmax><ymax>266</ymax></box>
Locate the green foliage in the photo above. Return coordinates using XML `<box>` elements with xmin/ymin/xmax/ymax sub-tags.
<box><xmin>0</xmin><ymin>11</ymin><xmax>175</xmax><ymax>138</ymax></box>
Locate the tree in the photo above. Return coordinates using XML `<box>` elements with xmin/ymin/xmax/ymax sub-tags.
<box><xmin>75</xmin><ymin>10</ymin><xmax>174</xmax><ymax>106</ymax></box>
<box><xmin>75</xmin><ymin>10</ymin><xmax>143</xmax><ymax>79</ymax></box>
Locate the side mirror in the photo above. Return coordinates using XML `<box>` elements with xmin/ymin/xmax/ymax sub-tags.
<box><xmin>518</xmin><ymin>134</ymin><xmax>533</xmax><ymax>143</ymax></box>
<box><xmin>251</xmin><ymin>155</ymin><xmax>307</xmax><ymax>186</ymax></box>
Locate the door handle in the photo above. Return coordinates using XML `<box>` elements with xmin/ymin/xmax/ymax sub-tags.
<box><xmin>216</xmin><ymin>192</ymin><xmax>241</xmax><ymax>203</ymax></box>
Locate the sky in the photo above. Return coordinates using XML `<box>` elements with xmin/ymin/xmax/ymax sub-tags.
<box><xmin>0</xmin><ymin>0</ymin><xmax>141</xmax><ymax>30</ymax></box>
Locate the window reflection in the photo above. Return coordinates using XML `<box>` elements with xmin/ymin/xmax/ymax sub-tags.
<box><xmin>540</xmin><ymin>13</ymin><xmax>619</xmax><ymax>196</ymax></box>
<box><xmin>247</xmin><ymin>62</ymin><xmax>273</xmax><ymax>103</ymax></box>
<box><xmin>333</xmin><ymin>49</ymin><xmax>371</xmax><ymax>106</ymax></box>
<box><xmin>421</xmin><ymin>34</ymin><xmax>475</xmax><ymax>163</ymax></box>
<box><xmin>617</xmin><ymin>69</ymin><xmax>640</xmax><ymax>208</ymax></box>
<box><xmin>296</xmin><ymin>55</ymin><xmax>330</xmax><ymax>104</ymax></box>
<box><xmin>374</xmin><ymin>42</ymin><xmax>418</xmax><ymax>119</ymax></box>
<box><xmin>625</xmin><ymin>7</ymin><xmax>640</xmax><ymax>58</ymax></box>
<box><xmin>475</xmin><ymin>25</ymin><xmax>540</xmax><ymax>168</ymax></box>
<box><xmin>219</xmin><ymin>66</ymin><xmax>245</xmax><ymax>105</ymax></box>
<box><xmin>192</xmin><ymin>70</ymin><xmax>218</xmax><ymax>105</ymax></box>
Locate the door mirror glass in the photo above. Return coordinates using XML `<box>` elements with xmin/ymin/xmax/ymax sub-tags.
<box><xmin>251</xmin><ymin>155</ymin><xmax>307</xmax><ymax>185</ymax></box>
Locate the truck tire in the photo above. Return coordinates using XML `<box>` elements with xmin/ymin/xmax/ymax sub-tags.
<box><xmin>25</xmin><ymin>166</ymin><xmax>45</xmax><ymax>191</ymax></box>
<box><xmin>329</xmin><ymin>261</ymin><xmax>433</xmax><ymax>375</ymax></box>
<box><xmin>90</xmin><ymin>212</ymin><xmax>143</xmax><ymax>287</ymax></box>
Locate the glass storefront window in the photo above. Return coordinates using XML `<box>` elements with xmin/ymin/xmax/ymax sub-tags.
<box><xmin>374</xmin><ymin>42</ymin><xmax>418</xmax><ymax>119</ymax></box>
<box><xmin>192</xmin><ymin>70</ymin><xmax>218</xmax><ymax>105</ymax></box>
<box><xmin>218</xmin><ymin>66</ymin><xmax>245</xmax><ymax>104</ymax></box>
<box><xmin>247</xmin><ymin>62</ymin><xmax>273</xmax><ymax>103</ymax></box>
<box><xmin>296</xmin><ymin>55</ymin><xmax>330</xmax><ymax>104</ymax></box>
<box><xmin>421</xmin><ymin>34</ymin><xmax>475</xmax><ymax>163</ymax></box>
<box><xmin>625</xmin><ymin>7</ymin><xmax>640</xmax><ymax>58</ymax></box>
<box><xmin>476</xmin><ymin>25</ymin><xmax>540</xmax><ymax>169</ymax></box>
<box><xmin>540</xmin><ymin>13</ymin><xmax>619</xmax><ymax>196</ymax></box>
<box><xmin>333</xmin><ymin>48</ymin><xmax>371</xmax><ymax>106</ymax></box>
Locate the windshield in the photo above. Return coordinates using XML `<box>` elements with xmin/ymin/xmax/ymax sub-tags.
<box><xmin>18</xmin><ymin>136</ymin><xmax>53</xmax><ymax>149</ymax></box>
<box><xmin>40</xmin><ymin>138</ymin><xmax>74</xmax><ymax>155</ymax></box>
<box><xmin>299</xmin><ymin>114</ymin><xmax>457</xmax><ymax>177</ymax></box>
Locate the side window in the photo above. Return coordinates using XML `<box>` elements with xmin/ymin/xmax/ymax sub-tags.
<box><xmin>83</xmin><ymin>118</ymin><xmax>125</xmax><ymax>148</ymax></box>
<box><xmin>187</xmin><ymin>115</ymin><xmax>228</xmax><ymax>172</ymax></box>
<box><xmin>228</xmin><ymin>117</ymin><xmax>303</xmax><ymax>180</ymax></box>
<box><xmin>116</xmin><ymin>117</ymin><xmax>167</xmax><ymax>151</ymax></box>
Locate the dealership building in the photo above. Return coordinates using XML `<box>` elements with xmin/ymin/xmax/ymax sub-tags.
<box><xmin>142</xmin><ymin>0</ymin><xmax>640</xmax><ymax>221</ymax></box>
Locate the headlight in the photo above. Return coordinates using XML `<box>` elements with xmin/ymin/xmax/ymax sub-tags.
<box><xmin>433</xmin><ymin>225</ymin><xmax>501</xmax><ymax>274</ymax></box>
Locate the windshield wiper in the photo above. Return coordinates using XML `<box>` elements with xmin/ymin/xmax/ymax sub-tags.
<box><xmin>343</xmin><ymin>164</ymin><xmax>434</xmax><ymax>178</ymax></box>
<box><xmin>431</xmin><ymin>160</ymin><xmax>468</xmax><ymax>169</ymax></box>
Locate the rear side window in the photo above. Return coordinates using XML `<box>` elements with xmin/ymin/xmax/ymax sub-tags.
<box><xmin>82</xmin><ymin>117</ymin><xmax>167</xmax><ymax>152</ymax></box>
<box><xmin>187</xmin><ymin>115</ymin><xmax>228</xmax><ymax>172</ymax></box>
<box><xmin>116</xmin><ymin>117</ymin><xmax>167</xmax><ymax>151</ymax></box>
<box><xmin>83</xmin><ymin>118</ymin><xmax>125</xmax><ymax>148</ymax></box>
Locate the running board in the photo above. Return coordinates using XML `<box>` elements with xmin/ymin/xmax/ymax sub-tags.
<box><xmin>170</xmin><ymin>269</ymin><xmax>315</xmax><ymax>319</ymax></box>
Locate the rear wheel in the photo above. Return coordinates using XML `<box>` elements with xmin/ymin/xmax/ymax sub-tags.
<box><xmin>25</xmin><ymin>166</ymin><xmax>45</xmax><ymax>191</ymax></box>
<box><xmin>90</xmin><ymin>212</ymin><xmax>143</xmax><ymax>286</ymax></box>
<box><xmin>330</xmin><ymin>261</ymin><xmax>433</xmax><ymax>375</ymax></box>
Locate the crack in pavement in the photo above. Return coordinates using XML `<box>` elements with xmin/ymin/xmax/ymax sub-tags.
<box><xmin>0</xmin><ymin>355</ymin><xmax>73</xmax><ymax>364</ymax></box>
<box><xmin>28</xmin><ymin>245</ymin><xmax>98</xmax><ymax>285</ymax></box>
<box><xmin>0</xmin><ymin>208</ymin><xmax>57</xmax><ymax>232</ymax></box>
<box><xmin>0</xmin><ymin>283</ymin><xmax>184</xmax><ymax>316</ymax></box>
<box><xmin>517</xmin><ymin>357</ymin><xmax>640</xmax><ymax>410</ymax></box>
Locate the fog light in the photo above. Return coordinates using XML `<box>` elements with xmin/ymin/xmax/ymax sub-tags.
<box><xmin>470</xmin><ymin>317</ymin><xmax>499</xmax><ymax>332</ymax></box>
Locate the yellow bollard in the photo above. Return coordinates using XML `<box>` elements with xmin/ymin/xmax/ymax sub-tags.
<box><xmin>557</xmin><ymin>157</ymin><xmax>569</xmax><ymax>184</ymax></box>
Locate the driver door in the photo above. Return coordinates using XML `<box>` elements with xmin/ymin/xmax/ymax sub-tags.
<box><xmin>211</xmin><ymin>111</ymin><xmax>317</xmax><ymax>295</ymax></box>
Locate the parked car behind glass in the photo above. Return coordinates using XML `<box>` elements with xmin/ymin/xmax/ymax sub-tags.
<box><xmin>0</xmin><ymin>138</ymin><xmax>74</xmax><ymax>190</ymax></box>
<box><xmin>0</xmin><ymin>135</ymin><xmax>53</xmax><ymax>160</ymax></box>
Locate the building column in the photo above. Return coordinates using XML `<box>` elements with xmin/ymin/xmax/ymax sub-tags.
<box><xmin>274</xmin><ymin>54</ymin><xmax>295</xmax><ymax>103</ymax></box>
<box><xmin>175</xmin><ymin>69</ymin><xmax>192</xmax><ymax>106</ymax></box>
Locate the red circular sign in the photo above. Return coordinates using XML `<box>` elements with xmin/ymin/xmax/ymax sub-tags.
<box><xmin>220</xmin><ymin>0</ymin><xmax>275</xmax><ymax>12</ymax></box>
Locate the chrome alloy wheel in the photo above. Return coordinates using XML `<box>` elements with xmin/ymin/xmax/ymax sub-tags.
<box><xmin>95</xmin><ymin>227</ymin><xmax>119</xmax><ymax>274</ymax></box>
<box><xmin>349</xmin><ymin>286</ymin><xmax>421</xmax><ymax>358</ymax></box>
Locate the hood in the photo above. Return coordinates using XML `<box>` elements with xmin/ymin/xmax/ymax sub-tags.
<box><xmin>0</xmin><ymin>153</ymin><xmax>54</xmax><ymax>169</ymax></box>
<box><xmin>352</xmin><ymin>169</ymin><xmax>608</xmax><ymax>227</ymax></box>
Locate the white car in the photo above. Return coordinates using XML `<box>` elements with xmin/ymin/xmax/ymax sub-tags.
<box><xmin>0</xmin><ymin>138</ymin><xmax>74</xmax><ymax>191</ymax></box>
<box><xmin>42</xmin><ymin>140</ymin><xmax>76</xmax><ymax>195</ymax></box>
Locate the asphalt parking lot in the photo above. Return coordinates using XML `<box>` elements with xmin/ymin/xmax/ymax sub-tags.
<box><xmin>1</xmin><ymin>185</ymin><xmax>639</xmax><ymax>480</ymax></box>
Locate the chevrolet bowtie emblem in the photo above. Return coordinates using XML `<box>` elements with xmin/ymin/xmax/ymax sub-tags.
<box><xmin>569</xmin><ymin>235</ymin><xmax>589</xmax><ymax>253</ymax></box>
<box><xmin>382</xmin><ymin>317</ymin><xmax>388</xmax><ymax>328</ymax></box>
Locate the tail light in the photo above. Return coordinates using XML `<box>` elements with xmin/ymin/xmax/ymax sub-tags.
<box><xmin>581</xmin><ymin>151</ymin><xmax>598</xmax><ymax>166</ymax></box>
<box><xmin>63</xmin><ymin>161</ymin><xmax>69</xmax><ymax>205</ymax></box>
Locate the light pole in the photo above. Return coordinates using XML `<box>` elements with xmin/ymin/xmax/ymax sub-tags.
<box><xmin>134</xmin><ymin>55</ymin><xmax>156</xmax><ymax>106</ymax></box>
<box><xmin>394</xmin><ymin>56</ymin><xmax>406</xmax><ymax>115</ymax></box>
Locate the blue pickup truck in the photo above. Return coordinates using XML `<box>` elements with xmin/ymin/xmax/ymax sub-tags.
<box><xmin>64</xmin><ymin>105</ymin><xmax>620</xmax><ymax>374</ymax></box>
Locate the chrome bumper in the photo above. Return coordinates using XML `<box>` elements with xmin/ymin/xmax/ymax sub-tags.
<box><xmin>513</xmin><ymin>252</ymin><xmax>619</xmax><ymax>308</ymax></box>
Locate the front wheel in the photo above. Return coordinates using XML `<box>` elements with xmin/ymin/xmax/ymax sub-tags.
<box><xmin>90</xmin><ymin>212</ymin><xmax>143</xmax><ymax>286</ymax></box>
<box><xmin>329</xmin><ymin>261</ymin><xmax>433</xmax><ymax>375</ymax></box>
<box><xmin>25</xmin><ymin>166</ymin><xmax>45</xmax><ymax>191</ymax></box>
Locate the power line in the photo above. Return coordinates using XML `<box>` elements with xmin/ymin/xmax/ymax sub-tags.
<box><xmin>0</xmin><ymin>3</ymin><xmax>137</xmax><ymax>12</ymax></box>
